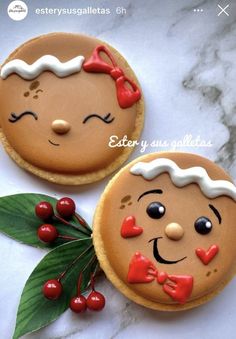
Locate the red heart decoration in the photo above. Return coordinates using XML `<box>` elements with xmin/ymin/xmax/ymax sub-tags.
<box><xmin>195</xmin><ymin>244</ymin><xmax>219</xmax><ymax>265</ymax></box>
<box><xmin>120</xmin><ymin>216</ymin><xmax>143</xmax><ymax>238</ymax></box>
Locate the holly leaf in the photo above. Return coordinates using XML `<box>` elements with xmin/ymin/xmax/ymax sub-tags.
<box><xmin>0</xmin><ymin>193</ymin><xmax>91</xmax><ymax>248</ymax></box>
<box><xmin>13</xmin><ymin>238</ymin><xmax>97</xmax><ymax>339</ymax></box>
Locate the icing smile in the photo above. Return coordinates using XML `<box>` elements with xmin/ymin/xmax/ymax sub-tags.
<box><xmin>149</xmin><ymin>237</ymin><xmax>187</xmax><ymax>265</ymax></box>
<box><xmin>48</xmin><ymin>139</ymin><xmax>60</xmax><ymax>147</ymax></box>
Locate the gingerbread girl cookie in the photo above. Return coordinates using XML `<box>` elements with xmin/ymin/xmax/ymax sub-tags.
<box><xmin>93</xmin><ymin>152</ymin><xmax>236</xmax><ymax>310</ymax></box>
<box><xmin>0</xmin><ymin>33</ymin><xmax>144</xmax><ymax>185</ymax></box>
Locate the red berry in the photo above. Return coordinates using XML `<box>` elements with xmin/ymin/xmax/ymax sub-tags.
<box><xmin>37</xmin><ymin>224</ymin><xmax>58</xmax><ymax>243</ymax></box>
<box><xmin>70</xmin><ymin>296</ymin><xmax>87</xmax><ymax>313</ymax></box>
<box><xmin>86</xmin><ymin>291</ymin><xmax>105</xmax><ymax>311</ymax></box>
<box><xmin>56</xmin><ymin>197</ymin><xmax>76</xmax><ymax>218</ymax></box>
<box><xmin>35</xmin><ymin>201</ymin><xmax>54</xmax><ymax>220</ymax></box>
<box><xmin>43</xmin><ymin>279</ymin><xmax>62</xmax><ymax>300</ymax></box>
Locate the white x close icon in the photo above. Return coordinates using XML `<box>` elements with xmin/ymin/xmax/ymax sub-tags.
<box><xmin>217</xmin><ymin>4</ymin><xmax>229</xmax><ymax>16</ymax></box>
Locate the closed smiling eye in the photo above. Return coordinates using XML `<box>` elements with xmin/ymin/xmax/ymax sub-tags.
<box><xmin>9</xmin><ymin>111</ymin><xmax>38</xmax><ymax>123</ymax></box>
<box><xmin>83</xmin><ymin>113</ymin><xmax>115</xmax><ymax>124</ymax></box>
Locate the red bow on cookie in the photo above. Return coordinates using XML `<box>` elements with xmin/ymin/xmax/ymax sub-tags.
<box><xmin>83</xmin><ymin>45</ymin><xmax>141</xmax><ymax>109</ymax></box>
<box><xmin>127</xmin><ymin>252</ymin><xmax>193</xmax><ymax>304</ymax></box>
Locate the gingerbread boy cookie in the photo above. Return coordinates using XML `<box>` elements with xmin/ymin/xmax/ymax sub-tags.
<box><xmin>0</xmin><ymin>33</ymin><xmax>144</xmax><ymax>185</ymax></box>
<box><xmin>93</xmin><ymin>152</ymin><xmax>236</xmax><ymax>310</ymax></box>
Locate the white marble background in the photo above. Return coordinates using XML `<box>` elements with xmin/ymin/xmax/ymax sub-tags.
<box><xmin>0</xmin><ymin>0</ymin><xmax>236</xmax><ymax>338</ymax></box>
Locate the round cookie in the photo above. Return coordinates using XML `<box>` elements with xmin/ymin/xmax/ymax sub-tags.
<box><xmin>0</xmin><ymin>33</ymin><xmax>144</xmax><ymax>185</ymax></box>
<box><xmin>93</xmin><ymin>152</ymin><xmax>236</xmax><ymax>311</ymax></box>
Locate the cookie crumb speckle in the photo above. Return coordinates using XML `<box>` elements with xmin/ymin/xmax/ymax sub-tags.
<box><xmin>121</xmin><ymin>195</ymin><xmax>132</xmax><ymax>203</ymax></box>
<box><xmin>30</xmin><ymin>80</ymin><xmax>40</xmax><ymax>90</ymax></box>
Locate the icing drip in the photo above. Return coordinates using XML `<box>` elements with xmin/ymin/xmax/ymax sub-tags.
<box><xmin>1</xmin><ymin>55</ymin><xmax>85</xmax><ymax>80</ymax></box>
<box><xmin>130</xmin><ymin>158</ymin><xmax>236</xmax><ymax>201</ymax></box>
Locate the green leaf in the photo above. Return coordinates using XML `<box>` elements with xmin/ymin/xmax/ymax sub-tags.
<box><xmin>13</xmin><ymin>238</ymin><xmax>97</xmax><ymax>339</ymax></box>
<box><xmin>0</xmin><ymin>193</ymin><xmax>91</xmax><ymax>248</ymax></box>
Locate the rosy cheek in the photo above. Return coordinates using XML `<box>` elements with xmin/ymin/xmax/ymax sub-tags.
<box><xmin>120</xmin><ymin>215</ymin><xmax>143</xmax><ymax>238</ymax></box>
<box><xmin>195</xmin><ymin>244</ymin><xmax>219</xmax><ymax>265</ymax></box>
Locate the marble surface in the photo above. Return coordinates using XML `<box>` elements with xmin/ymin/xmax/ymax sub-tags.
<box><xmin>0</xmin><ymin>0</ymin><xmax>236</xmax><ymax>338</ymax></box>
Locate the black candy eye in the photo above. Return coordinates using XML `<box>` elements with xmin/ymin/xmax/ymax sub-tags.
<box><xmin>146</xmin><ymin>202</ymin><xmax>165</xmax><ymax>219</ymax></box>
<box><xmin>194</xmin><ymin>217</ymin><xmax>212</xmax><ymax>235</ymax></box>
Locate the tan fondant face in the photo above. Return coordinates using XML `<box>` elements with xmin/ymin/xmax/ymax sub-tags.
<box><xmin>99</xmin><ymin>153</ymin><xmax>236</xmax><ymax>305</ymax></box>
<box><xmin>0</xmin><ymin>34</ymin><xmax>139</xmax><ymax>174</ymax></box>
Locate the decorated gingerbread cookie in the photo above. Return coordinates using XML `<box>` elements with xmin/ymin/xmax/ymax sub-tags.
<box><xmin>0</xmin><ymin>33</ymin><xmax>144</xmax><ymax>185</ymax></box>
<box><xmin>93</xmin><ymin>152</ymin><xmax>236</xmax><ymax>310</ymax></box>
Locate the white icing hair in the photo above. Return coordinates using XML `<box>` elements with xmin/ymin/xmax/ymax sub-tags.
<box><xmin>0</xmin><ymin>55</ymin><xmax>85</xmax><ymax>80</ymax></box>
<box><xmin>130</xmin><ymin>158</ymin><xmax>236</xmax><ymax>201</ymax></box>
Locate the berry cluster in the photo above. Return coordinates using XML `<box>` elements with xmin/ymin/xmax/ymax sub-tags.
<box><xmin>43</xmin><ymin>274</ymin><xmax>105</xmax><ymax>313</ymax></box>
<box><xmin>35</xmin><ymin>197</ymin><xmax>81</xmax><ymax>243</ymax></box>
<box><xmin>35</xmin><ymin>197</ymin><xmax>104</xmax><ymax>312</ymax></box>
